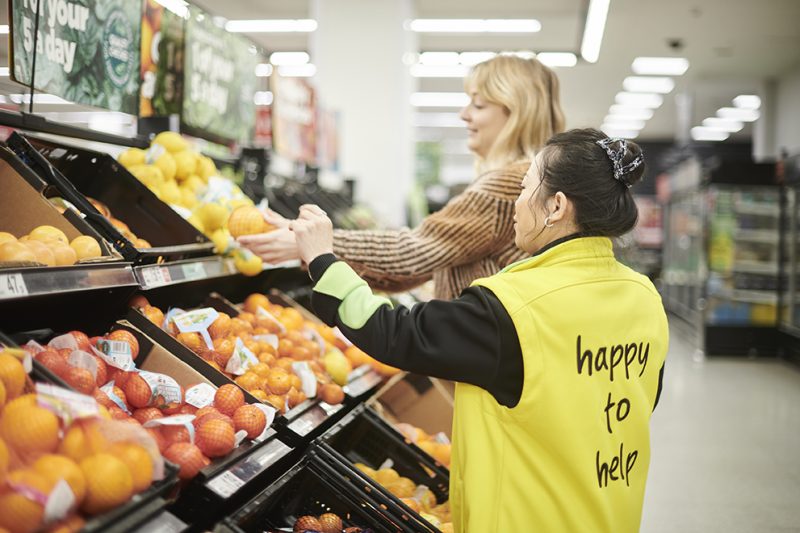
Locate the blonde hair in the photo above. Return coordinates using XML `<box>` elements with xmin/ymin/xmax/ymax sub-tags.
<box><xmin>465</xmin><ymin>55</ymin><xmax>565</xmax><ymax>171</ymax></box>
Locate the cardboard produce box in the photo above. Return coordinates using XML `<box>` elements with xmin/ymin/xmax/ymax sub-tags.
<box><xmin>376</xmin><ymin>374</ymin><xmax>454</xmax><ymax>440</ymax></box>
<box><xmin>0</xmin><ymin>147</ymin><xmax>120</xmax><ymax>267</ymax></box>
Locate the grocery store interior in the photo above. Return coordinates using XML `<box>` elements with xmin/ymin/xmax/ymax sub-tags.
<box><xmin>0</xmin><ymin>0</ymin><xmax>799</xmax><ymax>532</ymax></box>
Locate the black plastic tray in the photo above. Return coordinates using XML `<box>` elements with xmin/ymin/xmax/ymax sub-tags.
<box><xmin>6</xmin><ymin>132</ymin><xmax>215</xmax><ymax>264</ymax></box>
<box><xmin>218</xmin><ymin>449</ymin><xmax>413</xmax><ymax>533</ymax></box>
<box><xmin>316</xmin><ymin>406</ymin><xmax>450</xmax><ymax>532</ymax></box>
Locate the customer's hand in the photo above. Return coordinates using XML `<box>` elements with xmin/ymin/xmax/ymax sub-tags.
<box><xmin>289</xmin><ymin>204</ymin><xmax>334</xmax><ymax>265</ymax></box>
<box><xmin>237</xmin><ymin>209</ymin><xmax>299</xmax><ymax>264</ymax></box>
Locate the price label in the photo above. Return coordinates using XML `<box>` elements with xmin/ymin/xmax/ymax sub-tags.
<box><xmin>141</xmin><ymin>267</ymin><xmax>170</xmax><ymax>288</ymax></box>
<box><xmin>207</xmin><ymin>470</ymin><xmax>246</xmax><ymax>498</ymax></box>
<box><xmin>181</xmin><ymin>263</ymin><xmax>206</xmax><ymax>281</ymax></box>
<box><xmin>0</xmin><ymin>273</ymin><xmax>28</xmax><ymax>298</ymax></box>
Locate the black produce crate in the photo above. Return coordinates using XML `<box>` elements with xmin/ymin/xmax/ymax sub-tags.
<box><xmin>0</xmin><ymin>332</ymin><xmax>181</xmax><ymax>533</ymax></box>
<box><xmin>316</xmin><ymin>407</ymin><xmax>450</xmax><ymax>533</ymax></box>
<box><xmin>217</xmin><ymin>449</ymin><xmax>413</xmax><ymax>533</ymax></box>
<box><xmin>6</xmin><ymin>132</ymin><xmax>214</xmax><ymax>264</ymax></box>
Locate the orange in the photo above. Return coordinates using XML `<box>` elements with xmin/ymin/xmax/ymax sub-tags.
<box><xmin>387</xmin><ymin>477</ymin><xmax>416</xmax><ymax>498</ymax></box>
<box><xmin>63</xmin><ymin>366</ymin><xmax>95</xmax><ymax>395</ymax></box>
<box><xmin>277</xmin><ymin>339</ymin><xmax>294</xmax><ymax>358</ymax></box>
<box><xmin>145</xmin><ymin>428</ymin><xmax>168</xmax><ymax>454</ymax></box>
<box><xmin>374</xmin><ymin>468</ymin><xmax>399</xmax><ymax>485</ymax></box>
<box><xmin>266</xmin><ymin>369</ymin><xmax>291</xmax><ymax>395</ymax></box>
<box><xmin>42</xmin><ymin>513</ymin><xmax>85</xmax><ymax>533</ymax></box>
<box><xmin>0</xmin><ymin>439</ymin><xmax>8</xmax><ymax>481</ymax></box>
<box><xmin>228</xmin><ymin>206</ymin><xmax>270</xmax><ymax>238</ymax></box>
<box><xmin>28</xmin><ymin>225</ymin><xmax>68</xmax><ymax>244</ymax></box>
<box><xmin>69</xmin><ymin>236</ymin><xmax>102</xmax><ymax>260</ymax></box>
<box><xmin>230</xmin><ymin>318</ymin><xmax>253</xmax><ymax>336</ymax></box>
<box><xmin>257</xmin><ymin>352</ymin><xmax>275</xmax><ymax>366</ymax></box>
<box><xmin>123</xmin><ymin>373</ymin><xmax>153</xmax><ymax>408</ymax></box>
<box><xmin>0</xmin><ymin>468</ymin><xmax>55</xmax><ymax>533</ymax></box>
<box><xmin>212</xmin><ymin>337</ymin><xmax>234</xmax><ymax>362</ymax></box>
<box><xmin>208</xmin><ymin>313</ymin><xmax>232</xmax><ymax>339</ymax></box>
<box><xmin>141</xmin><ymin>305</ymin><xmax>165</xmax><ymax>327</ymax></box>
<box><xmin>50</xmin><ymin>244</ymin><xmax>77</xmax><ymax>266</ymax></box>
<box><xmin>193</xmin><ymin>411</ymin><xmax>233</xmax><ymax>430</ymax></box>
<box><xmin>21</xmin><ymin>240</ymin><xmax>55</xmax><ymax>266</ymax></box>
<box><xmin>273</xmin><ymin>358</ymin><xmax>294</xmax><ymax>373</ymax></box>
<box><xmin>401</xmin><ymin>497</ymin><xmax>421</xmax><ymax>513</ymax></box>
<box><xmin>0</xmin><ymin>231</ymin><xmax>16</xmax><ymax>245</ymax></box>
<box><xmin>196</xmin><ymin>419</ymin><xmax>235</xmax><ymax>458</ymax></box>
<box><xmin>132</xmin><ymin>407</ymin><xmax>163</xmax><ymax>424</ymax></box>
<box><xmin>233</xmin><ymin>404</ymin><xmax>266</xmax><ymax>439</ymax></box>
<box><xmin>345</xmin><ymin>345</ymin><xmax>372</xmax><ymax>368</ymax></box>
<box><xmin>234</xmin><ymin>373</ymin><xmax>260</xmax><ymax>392</ymax></box>
<box><xmin>0</xmin><ymin>353</ymin><xmax>26</xmax><ymax>400</ymax></box>
<box><xmin>0</xmin><ymin>381</ymin><xmax>5</xmax><ymax>411</ymax></box>
<box><xmin>264</xmin><ymin>394</ymin><xmax>286</xmax><ymax>413</ymax></box>
<box><xmin>0</xmin><ymin>241</ymin><xmax>36</xmax><ymax>263</ymax></box>
<box><xmin>108</xmin><ymin>443</ymin><xmax>154</xmax><ymax>494</ymax></box>
<box><xmin>177</xmin><ymin>332</ymin><xmax>203</xmax><ymax>353</ymax></box>
<box><xmin>163</xmin><ymin>443</ymin><xmax>208</xmax><ymax>480</ymax></box>
<box><xmin>319</xmin><ymin>383</ymin><xmax>345</xmax><ymax>405</ymax></box>
<box><xmin>243</xmin><ymin>293</ymin><xmax>270</xmax><ymax>314</ymax></box>
<box><xmin>160</xmin><ymin>425</ymin><xmax>191</xmax><ymax>448</ymax></box>
<box><xmin>249</xmin><ymin>389</ymin><xmax>268</xmax><ymax>402</ymax></box>
<box><xmin>79</xmin><ymin>453</ymin><xmax>134</xmax><ymax>515</ymax></box>
<box><xmin>250</xmin><ymin>362</ymin><xmax>271</xmax><ymax>378</ymax></box>
<box><xmin>106</xmin><ymin>330</ymin><xmax>140</xmax><ymax>360</ymax></box>
<box><xmin>287</xmin><ymin>387</ymin><xmax>307</xmax><ymax>409</ymax></box>
<box><xmin>214</xmin><ymin>384</ymin><xmax>245</xmax><ymax>416</ymax></box>
<box><xmin>0</xmin><ymin>404</ymin><xmax>60</xmax><ymax>460</ymax></box>
<box><xmin>58</xmin><ymin>421</ymin><xmax>108</xmax><ymax>461</ymax></box>
<box><xmin>237</xmin><ymin>311</ymin><xmax>256</xmax><ymax>325</ymax></box>
<box><xmin>33</xmin><ymin>454</ymin><xmax>86</xmax><ymax>506</ymax></box>
<box><xmin>92</xmin><ymin>356</ymin><xmax>107</xmax><ymax>387</ymax></box>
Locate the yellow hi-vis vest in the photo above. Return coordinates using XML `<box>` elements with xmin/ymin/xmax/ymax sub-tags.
<box><xmin>451</xmin><ymin>236</ymin><xmax>669</xmax><ymax>532</ymax></box>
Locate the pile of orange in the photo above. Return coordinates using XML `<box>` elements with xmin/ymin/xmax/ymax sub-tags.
<box><xmin>0</xmin><ymin>351</ymin><xmax>159</xmax><ymax>532</ymax></box>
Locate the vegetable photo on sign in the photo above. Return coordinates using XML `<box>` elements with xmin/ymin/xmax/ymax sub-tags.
<box><xmin>10</xmin><ymin>0</ymin><xmax>141</xmax><ymax>114</ymax></box>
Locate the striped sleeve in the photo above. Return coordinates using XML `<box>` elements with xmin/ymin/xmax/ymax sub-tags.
<box><xmin>332</xmin><ymin>164</ymin><xmax>526</xmax><ymax>293</ymax></box>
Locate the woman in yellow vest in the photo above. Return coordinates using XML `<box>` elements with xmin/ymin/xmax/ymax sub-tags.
<box><xmin>290</xmin><ymin>128</ymin><xmax>669</xmax><ymax>533</ymax></box>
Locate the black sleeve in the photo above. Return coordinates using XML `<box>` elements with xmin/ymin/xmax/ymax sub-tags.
<box><xmin>309</xmin><ymin>256</ymin><xmax>524</xmax><ymax>407</ymax></box>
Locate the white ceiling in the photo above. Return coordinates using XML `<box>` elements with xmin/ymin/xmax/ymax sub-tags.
<box><xmin>2</xmin><ymin>0</ymin><xmax>800</xmax><ymax>142</ymax></box>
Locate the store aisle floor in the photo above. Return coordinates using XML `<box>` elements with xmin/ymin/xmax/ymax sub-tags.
<box><xmin>640</xmin><ymin>319</ymin><xmax>800</xmax><ymax>533</ymax></box>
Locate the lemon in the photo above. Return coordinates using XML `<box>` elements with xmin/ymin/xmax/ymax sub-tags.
<box><xmin>180</xmin><ymin>187</ymin><xmax>198</xmax><ymax>208</ymax></box>
<box><xmin>184</xmin><ymin>175</ymin><xmax>205</xmax><ymax>194</ymax></box>
<box><xmin>129</xmin><ymin>164</ymin><xmax>164</xmax><ymax>188</ymax></box>
<box><xmin>196</xmin><ymin>203</ymin><xmax>228</xmax><ymax>232</ymax></box>
<box><xmin>160</xmin><ymin>180</ymin><xmax>181</xmax><ymax>205</ymax></box>
<box><xmin>118</xmin><ymin>148</ymin><xmax>146</xmax><ymax>168</ymax></box>
<box><xmin>173</xmin><ymin>151</ymin><xmax>197</xmax><ymax>181</ymax></box>
<box><xmin>153</xmin><ymin>131</ymin><xmax>188</xmax><ymax>153</ymax></box>
<box><xmin>154</xmin><ymin>152</ymin><xmax>177</xmax><ymax>181</ymax></box>
<box><xmin>198</xmin><ymin>156</ymin><xmax>217</xmax><ymax>180</ymax></box>
<box><xmin>234</xmin><ymin>250</ymin><xmax>263</xmax><ymax>277</ymax></box>
<box><xmin>210</xmin><ymin>229</ymin><xmax>231</xmax><ymax>254</ymax></box>
<box><xmin>187</xmin><ymin>214</ymin><xmax>205</xmax><ymax>233</ymax></box>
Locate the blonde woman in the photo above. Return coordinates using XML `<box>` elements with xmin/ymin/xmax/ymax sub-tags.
<box><xmin>240</xmin><ymin>55</ymin><xmax>565</xmax><ymax>300</ymax></box>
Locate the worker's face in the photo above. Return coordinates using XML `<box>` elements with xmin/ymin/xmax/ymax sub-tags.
<box><xmin>514</xmin><ymin>154</ymin><xmax>550</xmax><ymax>254</ymax></box>
<box><xmin>459</xmin><ymin>88</ymin><xmax>509</xmax><ymax>159</ymax></box>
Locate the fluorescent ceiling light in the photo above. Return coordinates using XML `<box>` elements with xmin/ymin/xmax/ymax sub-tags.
<box><xmin>691</xmin><ymin>127</ymin><xmax>729</xmax><ymax>141</ymax></box>
<box><xmin>631</xmin><ymin>57</ymin><xmax>689</xmax><ymax>76</ymax></box>
<box><xmin>0</xmin><ymin>67</ymin><xmax>9</xmax><ymax>77</ymax></box>
<box><xmin>717</xmin><ymin>107</ymin><xmax>760</xmax><ymax>122</ymax></box>
<box><xmin>537</xmin><ymin>52</ymin><xmax>578</xmax><ymax>68</ymax></box>
<box><xmin>602</xmin><ymin>117</ymin><xmax>646</xmax><ymax>130</ymax></box>
<box><xmin>413</xmin><ymin>113</ymin><xmax>465</xmax><ymax>128</ymax></box>
<box><xmin>622</xmin><ymin>76</ymin><xmax>675</xmax><ymax>94</ymax></box>
<box><xmin>0</xmin><ymin>25</ymin><xmax>8</xmax><ymax>34</ymax></box>
<box><xmin>419</xmin><ymin>52</ymin><xmax>460</xmax><ymax>65</ymax></box>
<box><xmin>733</xmin><ymin>94</ymin><xmax>761</xmax><ymax>110</ymax></box>
<box><xmin>702</xmin><ymin>117</ymin><xmax>744</xmax><ymax>133</ymax></box>
<box><xmin>254</xmin><ymin>91</ymin><xmax>273</xmax><ymax>106</ymax></box>
<box><xmin>277</xmin><ymin>64</ymin><xmax>316</xmax><ymax>77</ymax></box>
<box><xmin>255</xmin><ymin>63</ymin><xmax>273</xmax><ymax>77</ymax></box>
<box><xmin>9</xmin><ymin>94</ymin><xmax>72</xmax><ymax>104</ymax></box>
<box><xmin>270</xmin><ymin>52</ymin><xmax>309</xmax><ymax>66</ymax></box>
<box><xmin>408</xmin><ymin>19</ymin><xmax>541</xmax><ymax>33</ymax></box>
<box><xmin>581</xmin><ymin>0</ymin><xmax>610</xmax><ymax>63</ymax></box>
<box><xmin>601</xmin><ymin>127</ymin><xmax>639</xmax><ymax>139</ymax></box>
<box><xmin>459</xmin><ymin>52</ymin><xmax>497</xmax><ymax>66</ymax></box>
<box><xmin>608</xmin><ymin>105</ymin><xmax>654</xmax><ymax>120</ymax></box>
<box><xmin>226</xmin><ymin>19</ymin><xmax>317</xmax><ymax>33</ymax></box>
<box><xmin>410</xmin><ymin>92</ymin><xmax>470</xmax><ymax>107</ymax></box>
<box><xmin>410</xmin><ymin>64</ymin><xmax>469</xmax><ymax>78</ymax></box>
<box><xmin>615</xmin><ymin>92</ymin><xmax>663</xmax><ymax>108</ymax></box>
<box><xmin>154</xmin><ymin>0</ymin><xmax>188</xmax><ymax>18</ymax></box>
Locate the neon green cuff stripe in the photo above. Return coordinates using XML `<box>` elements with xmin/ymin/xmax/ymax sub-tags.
<box><xmin>314</xmin><ymin>261</ymin><xmax>393</xmax><ymax>329</ymax></box>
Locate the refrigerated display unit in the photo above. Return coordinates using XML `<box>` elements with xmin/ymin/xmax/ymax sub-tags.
<box><xmin>661</xmin><ymin>157</ymin><xmax>779</xmax><ymax>356</ymax></box>
<box><xmin>779</xmin><ymin>153</ymin><xmax>800</xmax><ymax>365</ymax></box>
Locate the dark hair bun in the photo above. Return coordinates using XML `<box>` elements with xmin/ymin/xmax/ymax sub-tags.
<box><xmin>620</xmin><ymin>141</ymin><xmax>645</xmax><ymax>187</ymax></box>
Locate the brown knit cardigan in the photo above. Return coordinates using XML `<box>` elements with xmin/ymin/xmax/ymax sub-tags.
<box><xmin>332</xmin><ymin>162</ymin><xmax>530</xmax><ymax>300</ymax></box>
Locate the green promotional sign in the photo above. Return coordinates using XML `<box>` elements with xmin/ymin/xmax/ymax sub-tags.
<box><xmin>10</xmin><ymin>0</ymin><xmax>142</xmax><ymax>114</ymax></box>
<box><xmin>182</xmin><ymin>6</ymin><xmax>258</xmax><ymax>144</ymax></box>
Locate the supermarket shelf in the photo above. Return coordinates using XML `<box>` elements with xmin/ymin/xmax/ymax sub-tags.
<box><xmin>733</xmin><ymin>228</ymin><xmax>779</xmax><ymax>244</ymax></box>
<box><xmin>734</xmin><ymin>202</ymin><xmax>781</xmax><ymax>217</ymax></box>
<box><xmin>731</xmin><ymin>260</ymin><xmax>782</xmax><ymax>275</ymax></box>
<box><xmin>709</xmin><ymin>288</ymin><xmax>778</xmax><ymax>305</ymax></box>
<box><xmin>0</xmin><ymin>263</ymin><xmax>137</xmax><ymax>301</ymax></box>
<box><xmin>135</xmin><ymin>257</ymin><xmax>301</xmax><ymax>290</ymax></box>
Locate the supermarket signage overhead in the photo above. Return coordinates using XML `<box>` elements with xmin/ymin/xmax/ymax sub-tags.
<box><xmin>9</xmin><ymin>0</ymin><xmax>142</xmax><ymax>114</ymax></box>
<box><xmin>140</xmin><ymin>0</ymin><xmax>184</xmax><ymax>117</ymax></box>
<box><xmin>181</xmin><ymin>6</ymin><xmax>259</xmax><ymax>144</ymax></box>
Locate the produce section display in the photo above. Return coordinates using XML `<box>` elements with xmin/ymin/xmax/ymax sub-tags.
<box><xmin>0</xmin><ymin>226</ymin><xmax>103</xmax><ymax>266</ymax></box>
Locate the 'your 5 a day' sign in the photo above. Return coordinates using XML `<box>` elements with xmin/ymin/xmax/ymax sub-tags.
<box><xmin>9</xmin><ymin>0</ymin><xmax>142</xmax><ymax>115</ymax></box>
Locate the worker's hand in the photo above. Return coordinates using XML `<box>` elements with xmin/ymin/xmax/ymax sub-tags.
<box><xmin>237</xmin><ymin>208</ymin><xmax>299</xmax><ymax>265</ymax></box>
<box><xmin>290</xmin><ymin>204</ymin><xmax>334</xmax><ymax>265</ymax></box>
